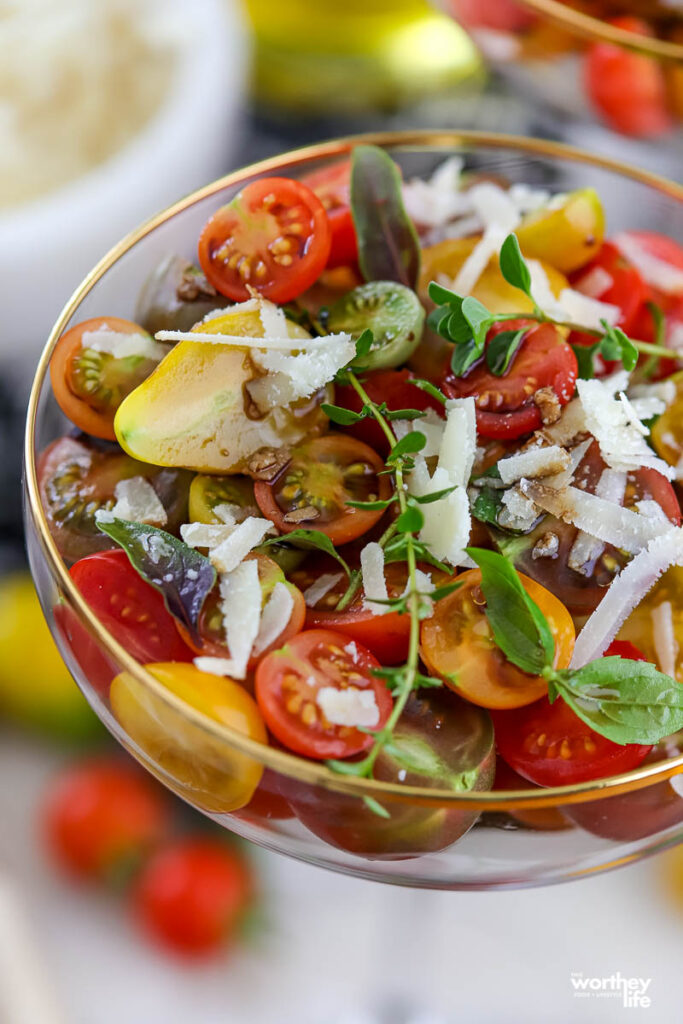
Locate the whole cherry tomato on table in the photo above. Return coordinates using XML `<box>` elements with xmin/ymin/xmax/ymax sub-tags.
<box><xmin>43</xmin><ymin>757</ymin><xmax>169</xmax><ymax>883</ymax></box>
<box><xmin>131</xmin><ymin>837</ymin><xmax>252</xmax><ymax>957</ymax></box>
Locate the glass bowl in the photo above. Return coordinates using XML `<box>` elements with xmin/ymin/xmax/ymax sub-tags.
<box><xmin>24</xmin><ymin>131</ymin><xmax>683</xmax><ymax>890</ymax></box>
<box><xmin>447</xmin><ymin>2</ymin><xmax>683</xmax><ymax>173</ymax></box>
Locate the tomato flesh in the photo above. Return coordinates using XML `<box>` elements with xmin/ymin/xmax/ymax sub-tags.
<box><xmin>334</xmin><ymin>368</ymin><xmax>444</xmax><ymax>453</ymax></box>
<box><xmin>420</xmin><ymin>567</ymin><xmax>575</xmax><ymax>709</ymax></box>
<box><xmin>198</xmin><ymin>177</ymin><xmax>331</xmax><ymax>303</ymax></box>
<box><xmin>493</xmin><ymin>641</ymin><xmax>653</xmax><ymax>787</ymax></box>
<box><xmin>70</xmin><ymin>550</ymin><xmax>194</xmax><ymax>689</ymax></box>
<box><xmin>441</xmin><ymin>321</ymin><xmax>578</xmax><ymax>440</ymax></box>
<box><xmin>254</xmin><ymin>434</ymin><xmax>391</xmax><ymax>546</ymax></box>
<box><xmin>570</xmin><ymin>241</ymin><xmax>647</xmax><ymax>346</ymax></box>
<box><xmin>302</xmin><ymin>160</ymin><xmax>358</xmax><ymax>269</ymax></box>
<box><xmin>254</xmin><ymin>629</ymin><xmax>391</xmax><ymax>760</ymax></box>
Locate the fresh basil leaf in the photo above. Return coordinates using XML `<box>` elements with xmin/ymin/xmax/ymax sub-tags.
<box><xmin>96</xmin><ymin>518</ymin><xmax>215</xmax><ymax>642</ymax></box>
<box><xmin>321</xmin><ymin>403</ymin><xmax>366</xmax><ymax>425</ymax></box>
<box><xmin>499</xmin><ymin>233</ymin><xmax>533</xmax><ymax>298</ymax></box>
<box><xmin>471</xmin><ymin>487</ymin><xmax>504</xmax><ymax>527</ymax></box>
<box><xmin>260</xmin><ymin>529</ymin><xmax>350</xmax><ymax>576</ymax></box>
<box><xmin>409</xmin><ymin>378</ymin><xmax>448</xmax><ymax>406</ymax></box>
<box><xmin>396</xmin><ymin>505</ymin><xmax>424</xmax><ymax>532</ymax></box>
<box><xmin>461</xmin><ymin>296</ymin><xmax>492</xmax><ymax>347</ymax></box>
<box><xmin>451</xmin><ymin>339</ymin><xmax>480</xmax><ymax>377</ymax></box>
<box><xmin>387</xmin><ymin>431</ymin><xmax>426</xmax><ymax>461</ymax></box>
<box><xmin>486</xmin><ymin>327</ymin><xmax>526</xmax><ymax>377</ymax></box>
<box><xmin>466</xmin><ymin>546</ymin><xmax>555</xmax><ymax>675</ymax></box>
<box><xmin>411</xmin><ymin>486</ymin><xmax>456</xmax><ymax>505</ymax></box>
<box><xmin>350</xmin><ymin>145</ymin><xmax>421</xmax><ymax>290</ymax></box>
<box><xmin>553</xmin><ymin>658</ymin><xmax>683</xmax><ymax>745</ymax></box>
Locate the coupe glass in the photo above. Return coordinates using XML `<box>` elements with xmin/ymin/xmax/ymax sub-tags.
<box><xmin>24</xmin><ymin>131</ymin><xmax>683</xmax><ymax>890</ymax></box>
<box><xmin>446</xmin><ymin>2</ymin><xmax>683</xmax><ymax>174</ymax></box>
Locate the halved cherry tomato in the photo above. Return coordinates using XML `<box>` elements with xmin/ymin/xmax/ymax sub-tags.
<box><xmin>441</xmin><ymin>321</ymin><xmax>578</xmax><ymax>440</ymax></box>
<box><xmin>232</xmin><ymin>768</ymin><xmax>295</xmax><ymax>823</ymax></box>
<box><xmin>420</xmin><ymin>567</ymin><xmax>575</xmax><ymax>709</ymax></box>
<box><xmin>584</xmin><ymin>18</ymin><xmax>672</xmax><ymax>138</ymax></box>
<box><xmin>512</xmin><ymin>440</ymin><xmax>681</xmax><ymax>615</ymax></box>
<box><xmin>43</xmin><ymin>757</ymin><xmax>169</xmax><ymax>883</ymax></box>
<box><xmin>177</xmin><ymin>554</ymin><xmax>305</xmax><ymax>665</ymax></box>
<box><xmin>254</xmin><ymin>629</ymin><xmax>391</xmax><ymax>760</ymax></box>
<box><xmin>50</xmin><ymin>317</ymin><xmax>165</xmax><ymax>441</ymax></box>
<box><xmin>254</xmin><ymin>435</ymin><xmax>391</xmax><ymax>545</ymax></box>
<box><xmin>570</xmin><ymin>241</ymin><xmax>647</xmax><ymax>346</ymax></box>
<box><xmin>290</xmin><ymin>559</ymin><xmax>415</xmax><ymax>665</ymax></box>
<box><xmin>197</xmin><ymin>177</ymin><xmax>331</xmax><ymax>303</ymax></box>
<box><xmin>493</xmin><ymin>759</ymin><xmax>571</xmax><ymax>831</ymax></box>
<box><xmin>37</xmin><ymin>435</ymin><xmax>191</xmax><ymax>564</ymax></box>
<box><xmin>334</xmin><ymin>368</ymin><xmax>444</xmax><ymax>453</ymax></box>
<box><xmin>70</xmin><ymin>550</ymin><xmax>194</xmax><ymax>694</ymax></box>
<box><xmin>493</xmin><ymin>642</ymin><xmax>654</xmax><ymax>788</ymax></box>
<box><xmin>131</xmin><ymin>838</ymin><xmax>252</xmax><ymax>957</ymax></box>
<box><xmin>302</xmin><ymin>161</ymin><xmax>358</xmax><ymax>269</ymax></box>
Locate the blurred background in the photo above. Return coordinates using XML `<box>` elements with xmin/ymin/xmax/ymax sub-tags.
<box><xmin>1</xmin><ymin>1</ymin><xmax>682</xmax><ymax>1021</ymax></box>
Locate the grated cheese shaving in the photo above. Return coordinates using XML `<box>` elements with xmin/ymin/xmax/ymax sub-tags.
<box><xmin>401</xmin><ymin>157</ymin><xmax>467</xmax><ymax>228</ymax></box>
<box><xmin>651</xmin><ymin>601</ymin><xmax>679</xmax><ymax>679</ymax></box>
<box><xmin>258</xmin><ymin>298</ymin><xmax>288</xmax><ymax>338</ymax></box>
<box><xmin>498</xmin><ymin>486</ymin><xmax>539</xmax><ymax>532</ymax></box>
<box><xmin>316</xmin><ymin>686</ymin><xmax>380</xmax><ymax>728</ymax></box>
<box><xmin>252</xmin><ymin>581</ymin><xmax>294</xmax><ymax>656</ymax></box>
<box><xmin>109</xmin><ymin>476</ymin><xmax>167</xmax><ymax>526</ymax></box>
<box><xmin>393</xmin><ymin>408</ymin><xmax>444</xmax><ymax>459</ymax></box>
<box><xmin>209</xmin><ymin>518</ymin><xmax>274</xmax><ymax>574</ymax></box>
<box><xmin>613</xmin><ymin>233</ymin><xmax>683</xmax><ymax>296</ymax></box>
<box><xmin>216</xmin><ymin>560</ymin><xmax>262</xmax><ymax>679</ymax></box>
<box><xmin>247</xmin><ymin>333</ymin><xmax>355</xmax><ymax>412</ymax></box>
<box><xmin>360</xmin><ymin>542</ymin><xmax>389</xmax><ymax>615</ymax></box>
<box><xmin>567</xmin><ymin>468</ymin><xmax>626</xmax><ymax>575</ymax></box>
<box><xmin>180</xmin><ymin>522</ymin><xmax>235</xmax><ymax>549</ymax></box>
<box><xmin>303</xmin><ymin>573</ymin><xmax>344</xmax><ymax>608</ymax></box>
<box><xmin>497</xmin><ymin>445</ymin><xmax>570</xmax><ymax>486</ymax></box>
<box><xmin>570</xmin><ymin>529</ymin><xmax>683</xmax><ymax>668</ymax></box>
<box><xmin>452</xmin><ymin>225</ymin><xmax>511</xmax><ymax>296</ymax></box>
<box><xmin>573</xmin><ymin>265</ymin><xmax>614</xmax><ymax>299</ymax></box>
<box><xmin>82</xmin><ymin>325</ymin><xmax>169</xmax><ymax>362</ymax></box>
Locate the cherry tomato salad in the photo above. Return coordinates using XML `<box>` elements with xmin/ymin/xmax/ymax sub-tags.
<box><xmin>42</xmin><ymin>145</ymin><xmax>683</xmax><ymax>857</ymax></box>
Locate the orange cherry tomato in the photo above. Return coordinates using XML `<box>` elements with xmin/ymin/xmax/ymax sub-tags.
<box><xmin>197</xmin><ymin>177</ymin><xmax>331</xmax><ymax>303</ymax></box>
<box><xmin>50</xmin><ymin>316</ymin><xmax>160</xmax><ymax>440</ymax></box>
<box><xmin>420</xmin><ymin>568</ymin><xmax>575</xmax><ymax>709</ymax></box>
<box><xmin>254</xmin><ymin>435</ymin><xmax>391</xmax><ymax>546</ymax></box>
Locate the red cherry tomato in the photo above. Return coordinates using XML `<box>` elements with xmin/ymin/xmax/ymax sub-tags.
<box><xmin>441</xmin><ymin>321</ymin><xmax>578</xmax><ymax>440</ymax></box>
<box><xmin>302</xmin><ymin>161</ymin><xmax>358</xmax><ymax>269</ymax></box>
<box><xmin>570</xmin><ymin>241</ymin><xmax>647</xmax><ymax>348</ymax></box>
<box><xmin>584</xmin><ymin>18</ymin><xmax>672</xmax><ymax>138</ymax></box>
<box><xmin>131</xmin><ymin>838</ymin><xmax>252</xmax><ymax>957</ymax></box>
<box><xmin>198</xmin><ymin>177</ymin><xmax>331</xmax><ymax>303</ymax></box>
<box><xmin>334</xmin><ymin>368</ymin><xmax>444</xmax><ymax>453</ymax></box>
<box><xmin>253</xmin><ymin>435</ymin><xmax>391</xmax><ymax>546</ymax></box>
<box><xmin>254</xmin><ymin>629</ymin><xmax>392</xmax><ymax>760</ymax></box>
<box><xmin>70</xmin><ymin>550</ymin><xmax>194</xmax><ymax>695</ymax></box>
<box><xmin>43</xmin><ymin>757</ymin><xmax>168</xmax><ymax>882</ymax></box>
<box><xmin>621</xmin><ymin>231</ymin><xmax>683</xmax><ymax>313</ymax></box>
<box><xmin>493</xmin><ymin>642</ymin><xmax>653</xmax><ymax>787</ymax></box>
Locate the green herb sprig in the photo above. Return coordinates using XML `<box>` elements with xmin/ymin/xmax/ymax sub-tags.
<box><xmin>467</xmin><ymin>548</ymin><xmax>683</xmax><ymax>745</ymax></box>
<box><xmin>429</xmin><ymin>233</ymin><xmax>676</xmax><ymax>380</ymax></box>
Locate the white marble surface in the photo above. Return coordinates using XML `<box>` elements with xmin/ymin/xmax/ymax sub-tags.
<box><xmin>0</xmin><ymin>731</ymin><xmax>680</xmax><ymax>1024</ymax></box>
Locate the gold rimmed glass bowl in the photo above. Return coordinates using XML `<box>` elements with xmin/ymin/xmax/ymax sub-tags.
<box><xmin>448</xmin><ymin>2</ymin><xmax>683</xmax><ymax>158</ymax></box>
<box><xmin>24</xmin><ymin>131</ymin><xmax>683</xmax><ymax>890</ymax></box>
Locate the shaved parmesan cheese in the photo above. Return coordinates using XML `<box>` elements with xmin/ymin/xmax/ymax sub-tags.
<box><xmin>538</xmin><ymin>398</ymin><xmax>586</xmax><ymax>446</ymax></box>
<box><xmin>545</xmin><ymin>438</ymin><xmax>593</xmax><ymax>490</ymax></box>
<box><xmin>154</xmin><ymin>330</ymin><xmax>336</xmax><ymax>349</ymax></box>
<box><xmin>252</xmin><ymin>582</ymin><xmax>294</xmax><ymax>656</ymax></box>
<box><xmin>498</xmin><ymin>486</ymin><xmax>539</xmax><ymax>531</ymax></box>
<box><xmin>628</xmin><ymin>396</ymin><xmax>667</xmax><ymax>421</ymax></box>
<box><xmin>193</xmin><ymin>657</ymin><xmax>240</xmax><ymax>678</ymax></box>
<box><xmin>303</xmin><ymin>573</ymin><xmax>343</xmax><ymax>608</ymax></box>
<box><xmin>217</xmin><ymin>560</ymin><xmax>262</xmax><ymax>679</ymax></box>
<box><xmin>468</xmin><ymin>182</ymin><xmax>521</xmax><ymax>233</ymax></box>
<box><xmin>393</xmin><ymin>408</ymin><xmax>444</xmax><ymax>459</ymax></box>
<box><xmin>247</xmin><ymin>333</ymin><xmax>355</xmax><ymax>411</ymax></box>
<box><xmin>452</xmin><ymin>225</ymin><xmax>510</xmax><ymax>296</ymax></box>
<box><xmin>360</xmin><ymin>542</ymin><xmax>389</xmax><ymax>615</ymax></box>
<box><xmin>628</xmin><ymin>379</ymin><xmax>676</xmax><ymax>407</ymax></box>
<box><xmin>316</xmin><ymin>686</ymin><xmax>380</xmax><ymax>728</ymax></box>
<box><xmin>636</xmin><ymin>499</ymin><xmax>670</xmax><ymax>524</ymax></box>
<box><xmin>652</xmin><ymin>601</ymin><xmax>679</xmax><ymax>678</ymax></box>
<box><xmin>577</xmin><ymin>376</ymin><xmax>674</xmax><ymax>479</ymax></box>
<box><xmin>574</xmin><ymin>266</ymin><xmax>614</xmax><ymax>299</ymax></box>
<box><xmin>258</xmin><ymin>298</ymin><xmax>288</xmax><ymax>338</ymax></box>
<box><xmin>570</xmin><ymin>529</ymin><xmax>683</xmax><ymax>668</ymax></box>
<box><xmin>557</xmin><ymin>289</ymin><xmax>619</xmax><ymax>330</ymax></box>
<box><xmin>201</xmin><ymin>301</ymin><xmax>259</xmax><ymax>323</ymax></box>
<box><xmin>527</xmin><ymin>260</ymin><xmax>566</xmax><ymax>321</ymax></box>
<box><xmin>209</xmin><ymin>518</ymin><xmax>274</xmax><ymax>574</ymax></box>
<box><xmin>497</xmin><ymin>445</ymin><xmax>569</xmax><ymax>485</ymax></box>
<box><xmin>614</xmin><ymin>233</ymin><xmax>683</xmax><ymax>296</ymax></box>
<box><xmin>508</xmin><ymin>183</ymin><xmax>551</xmax><ymax>215</ymax></box>
<box><xmin>520</xmin><ymin>479</ymin><xmax>662</xmax><ymax>555</ymax></box>
<box><xmin>402</xmin><ymin>157</ymin><xmax>468</xmax><ymax>228</ymax></box>
<box><xmin>411</xmin><ymin>568</ymin><xmax>435</xmax><ymax>596</ymax></box>
<box><xmin>440</xmin><ymin>397</ymin><xmax>477</xmax><ymax>486</ymax></box>
<box><xmin>567</xmin><ymin>468</ymin><xmax>626</xmax><ymax>574</ymax></box>
<box><xmin>180</xmin><ymin>522</ymin><xmax>234</xmax><ymax>549</ymax></box>
<box><xmin>109</xmin><ymin>476</ymin><xmax>167</xmax><ymax>526</ymax></box>
<box><xmin>212</xmin><ymin>504</ymin><xmax>239</xmax><ymax>526</ymax></box>
<box><xmin>82</xmin><ymin>325</ymin><xmax>169</xmax><ymax>362</ymax></box>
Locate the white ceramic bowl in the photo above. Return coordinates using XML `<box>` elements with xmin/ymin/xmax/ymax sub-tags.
<box><xmin>0</xmin><ymin>0</ymin><xmax>246</xmax><ymax>377</ymax></box>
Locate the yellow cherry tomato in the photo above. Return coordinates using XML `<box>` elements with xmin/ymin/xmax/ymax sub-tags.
<box><xmin>516</xmin><ymin>188</ymin><xmax>605</xmax><ymax>273</ymax></box>
<box><xmin>0</xmin><ymin>575</ymin><xmax>101</xmax><ymax>742</ymax></box>
<box><xmin>651</xmin><ymin>371</ymin><xmax>683</xmax><ymax>472</ymax></box>
<box><xmin>188</xmin><ymin>473</ymin><xmax>258</xmax><ymax>524</ymax></box>
<box><xmin>110</xmin><ymin>662</ymin><xmax>268</xmax><ymax>813</ymax></box>
<box><xmin>114</xmin><ymin>305</ymin><xmax>328</xmax><ymax>474</ymax></box>
<box><xmin>420</xmin><ymin>569</ymin><xmax>575</xmax><ymax>709</ymax></box>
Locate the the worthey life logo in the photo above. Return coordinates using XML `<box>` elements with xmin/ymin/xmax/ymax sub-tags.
<box><xmin>570</xmin><ymin>972</ymin><xmax>652</xmax><ymax>1009</ymax></box>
